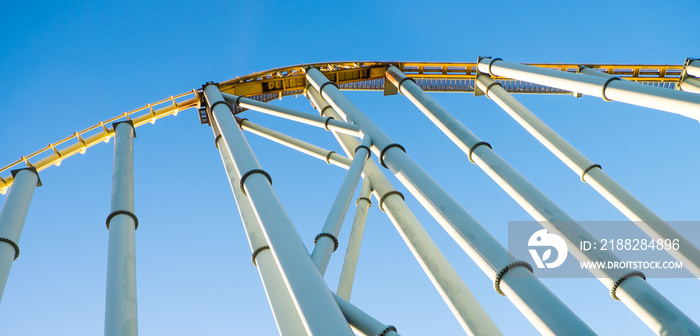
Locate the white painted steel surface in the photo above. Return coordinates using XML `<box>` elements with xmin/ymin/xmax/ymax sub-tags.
<box><xmin>104</xmin><ymin>122</ymin><xmax>138</xmax><ymax>336</ymax></box>
<box><xmin>336</xmin><ymin>178</ymin><xmax>372</xmax><ymax>300</ymax></box>
<box><xmin>306</xmin><ymin>82</ymin><xmax>502</xmax><ymax>336</ymax></box>
<box><xmin>311</xmin><ymin>135</ymin><xmax>371</xmax><ymax>274</ymax></box>
<box><xmin>204</xmin><ymin>84</ymin><xmax>353</xmax><ymax>336</ymax></box>
<box><xmin>214</xmin><ymin>126</ymin><xmax>307</xmax><ymax>336</ymax></box>
<box><xmin>387</xmin><ymin>66</ymin><xmax>700</xmax><ymax>335</ymax></box>
<box><xmin>478</xmin><ymin>72</ymin><xmax>700</xmax><ymax>279</ymax></box>
<box><xmin>477</xmin><ymin>58</ymin><xmax>700</xmax><ymax>121</ymax></box>
<box><xmin>0</xmin><ymin>168</ymin><xmax>38</xmax><ymax>303</ymax></box>
<box><xmin>222</xmin><ymin>93</ymin><xmax>361</xmax><ymax>136</ymax></box>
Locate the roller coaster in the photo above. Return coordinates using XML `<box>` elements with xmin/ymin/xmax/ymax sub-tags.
<box><xmin>1</xmin><ymin>58</ymin><xmax>699</xmax><ymax>335</ymax></box>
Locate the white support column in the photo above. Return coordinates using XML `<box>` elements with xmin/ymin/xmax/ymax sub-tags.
<box><xmin>311</xmin><ymin>135</ymin><xmax>371</xmax><ymax>275</ymax></box>
<box><xmin>476</xmin><ymin>57</ymin><xmax>700</xmax><ymax>121</ymax></box>
<box><xmin>0</xmin><ymin>167</ymin><xmax>39</xmax><ymax>303</ymax></box>
<box><xmin>238</xmin><ymin>117</ymin><xmax>352</xmax><ymax>169</ymax></box>
<box><xmin>222</xmin><ymin>93</ymin><xmax>362</xmax><ymax>136</ymax></box>
<box><xmin>105</xmin><ymin>121</ymin><xmax>138</xmax><ymax>336</ymax></box>
<box><xmin>687</xmin><ymin>59</ymin><xmax>700</xmax><ymax>77</ymax></box>
<box><xmin>306</xmin><ymin>84</ymin><xmax>502</xmax><ymax>336</ymax></box>
<box><xmin>501</xmin><ymin>69</ymin><xmax>700</xmax><ymax>278</ymax></box>
<box><xmin>680</xmin><ymin>77</ymin><xmax>700</xmax><ymax>94</ymax></box>
<box><xmin>203</xmin><ymin>83</ymin><xmax>353</xmax><ymax>336</ymax></box>
<box><xmin>333</xmin><ymin>293</ymin><xmax>400</xmax><ymax>336</ymax></box>
<box><xmin>385</xmin><ymin>66</ymin><xmax>700</xmax><ymax>335</ymax></box>
<box><xmin>311</xmin><ymin>69</ymin><xmax>594</xmax><ymax>336</ymax></box>
<box><xmin>214</xmin><ymin>125</ymin><xmax>306</xmax><ymax>336</ymax></box>
<box><xmin>336</xmin><ymin>178</ymin><xmax>372</xmax><ymax>300</ymax></box>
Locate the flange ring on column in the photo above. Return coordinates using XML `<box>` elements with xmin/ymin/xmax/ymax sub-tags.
<box><xmin>0</xmin><ymin>237</ymin><xmax>20</xmax><ymax>261</ymax></box>
<box><xmin>354</xmin><ymin>145</ymin><xmax>371</xmax><ymax>159</ymax></box>
<box><xmin>611</xmin><ymin>271</ymin><xmax>646</xmax><ymax>301</ymax></box>
<box><xmin>379</xmin><ymin>143</ymin><xmax>406</xmax><ymax>168</ymax></box>
<box><xmin>379</xmin><ymin>190</ymin><xmax>405</xmax><ymax>212</ymax></box>
<box><xmin>355</xmin><ymin>196</ymin><xmax>372</xmax><ymax>207</ymax></box>
<box><xmin>601</xmin><ymin>77</ymin><xmax>621</xmax><ymax>102</ymax></box>
<box><xmin>468</xmin><ymin>141</ymin><xmax>492</xmax><ymax>164</ymax></box>
<box><xmin>484</xmin><ymin>82</ymin><xmax>503</xmax><ymax>99</ymax></box>
<box><xmin>580</xmin><ymin>164</ymin><xmax>602</xmax><ymax>183</ymax></box>
<box><xmin>251</xmin><ymin>245</ymin><xmax>270</xmax><ymax>267</ymax></box>
<box><xmin>314</xmin><ymin>232</ymin><xmax>339</xmax><ymax>252</ymax></box>
<box><xmin>488</xmin><ymin>58</ymin><xmax>504</xmax><ymax>76</ymax></box>
<box><xmin>239</xmin><ymin>169</ymin><xmax>273</xmax><ymax>196</ymax></box>
<box><xmin>106</xmin><ymin>210</ymin><xmax>139</xmax><ymax>230</ymax></box>
<box><xmin>378</xmin><ymin>325</ymin><xmax>398</xmax><ymax>336</ymax></box>
<box><xmin>494</xmin><ymin>261</ymin><xmax>534</xmax><ymax>296</ymax></box>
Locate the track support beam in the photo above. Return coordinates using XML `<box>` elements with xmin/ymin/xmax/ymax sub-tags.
<box><xmin>104</xmin><ymin>121</ymin><xmax>139</xmax><ymax>336</ymax></box>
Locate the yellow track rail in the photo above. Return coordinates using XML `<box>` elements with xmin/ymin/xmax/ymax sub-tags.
<box><xmin>0</xmin><ymin>61</ymin><xmax>686</xmax><ymax>194</ymax></box>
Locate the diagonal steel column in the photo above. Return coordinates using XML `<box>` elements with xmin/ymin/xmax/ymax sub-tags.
<box><xmin>0</xmin><ymin>167</ymin><xmax>39</xmax><ymax>303</ymax></box>
<box><xmin>385</xmin><ymin>65</ymin><xmax>700</xmax><ymax>335</ymax></box>
<box><xmin>337</xmin><ymin>178</ymin><xmax>372</xmax><ymax>300</ymax></box>
<box><xmin>476</xmin><ymin>57</ymin><xmax>700</xmax><ymax>121</ymax></box>
<box><xmin>222</xmin><ymin>93</ymin><xmax>362</xmax><ymax>136</ymax></box>
<box><xmin>237</xmin><ymin>117</ymin><xmax>352</xmax><ymax>169</ymax></box>
<box><xmin>311</xmin><ymin>135</ymin><xmax>371</xmax><ymax>275</ymax></box>
<box><xmin>214</xmin><ymin>124</ymin><xmax>307</xmax><ymax>336</ymax></box>
<box><xmin>481</xmin><ymin>70</ymin><xmax>700</xmax><ymax>279</ymax></box>
<box><xmin>104</xmin><ymin>121</ymin><xmax>139</xmax><ymax>336</ymax></box>
<box><xmin>306</xmin><ymin>83</ymin><xmax>502</xmax><ymax>336</ymax></box>
<box><xmin>203</xmin><ymin>83</ymin><xmax>353</xmax><ymax>336</ymax></box>
<box><xmin>311</xmin><ymin>68</ymin><xmax>595</xmax><ymax>336</ymax></box>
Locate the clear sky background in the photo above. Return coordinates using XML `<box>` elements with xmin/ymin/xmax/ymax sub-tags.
<box><xmin>1</xmin><ymin>1</ymin><xmax>699</xmax><ymax>335</ymax></box>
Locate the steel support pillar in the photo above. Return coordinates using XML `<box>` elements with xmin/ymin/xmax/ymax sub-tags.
<box><xmin>385</xmin><ymin>66</ymin><xmax>700</xmax><ymax>335</ymax></box>
<box><xmin>222</xmin><ymin>93</ymin><xmax>362</xmax><ymax>136</ymax></box>
<box><xmin>680</xmin><ymin>77</ymin><xmax>700</xmax><ymax>94</ymax></box>
<box><xmin>687</xmin><ymin>59</ymin><xmax>700</xmax><ymax>78</ymax></box>
<box><xmin>306</xmin><ymin>83</ymin><xmax>502</xmax><ymax>336</ymax></box>
<box><xmin>311</xmin><ymin>67</ymin><xmax>593</xmax><ymax>335</ymax></box>
<box><xmin>311</xmin><ymin>135</ymin><xmax>371</xmax><ymax>275</ymax></box>
<box><xmin>214</xmin><ymin>125</ymin><xmax>306</xmax><ymax>335</ymax></box>
<box><xmin>497</xmin><ymin>69</ymin><xmax>700</xmax><ymax>278</ymax></box>
<box><xmin>0</xmin><ymin>167</ymin><xmax>39</xmax><ymax>303</ymax></box>
<box><xmin>238</xmin><ymin>117</ymin><xmax>352</xmax><ymax>169</ymax></box>
<box><xmin>336</xmin><ymin>178</ymin><xmax>372</xmax><ymax>300</ymax></box>
<box><xmin>476</xmin><ymin>58</ymin><xmax>700</xmax><ymax>121</ymax></box>
<box><xmin>203</xmin><ymin>83</ymin><xmax>353</xmax><ymax>336</ymax></box>
<box><xmin>105</xmin><ymin>121</ymin><xmax>138</xmax><ymax>336</ymax></box>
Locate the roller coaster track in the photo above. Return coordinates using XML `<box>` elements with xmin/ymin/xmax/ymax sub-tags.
<box><xmin>3</xmin><ymin>58</ymin><xmax>700</xmax><ymax>335</ymax></box>
<box><xmin>0</xmin><ymin>61</ymin><xmax>687</xmax><ymax>195</ymax></box>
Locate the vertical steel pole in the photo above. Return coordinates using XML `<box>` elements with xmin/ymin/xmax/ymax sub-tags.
<box><xmin>311</xmin><ymin>135</ymin><xmax>371</xmax><ymax>275</ymax></box>
<box><xmin>309</xmin><ymin>69</ymin><xmax>595</xmax><ymax>335</ymax></box>
<box><xmin>0</xmin><ymin>167</ymin><xmax>39</xmax><ymax>303</ymax></box>
<box><xmin>384</xmin><ymin>66</ymin><xmax>700</xmax><ymax>335</ymax></box>
<box><xmin>213</xmin><ymin>124</ymin><xmax>306</xmax><ymax>336</ymax></box>
<box><xmin>336</xmin><ymin>178</ymin><xmax>372</xmax><ymax>300</ymax></box>
<box><xmin>105</xmin><ymin>121</ymin><xmax>138</xmax><ymax>336</ymax></box>
<box><xmin>306</xmin><ymin>85</ymin><xmax>502</xmax><ymax>336</ymax></box>
<box><xmin>483</xmin><ymin>70</ymin><xmax>700</xmax><ymax>279</ymax></box>
<box><xmin>203</xmin><ymin>83</ymin><xmax>353</xmax><ymax>336</ymax></box>
<box><xmin>475</xmin><ymin>58</ymin><xmax>700</xmax><ymax>120</ymax></box>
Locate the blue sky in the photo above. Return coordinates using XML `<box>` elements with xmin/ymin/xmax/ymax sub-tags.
<box><xmin>1</xmin><ymin>1</ymin><xmax>699</xmax><ymax>335</ymax></box>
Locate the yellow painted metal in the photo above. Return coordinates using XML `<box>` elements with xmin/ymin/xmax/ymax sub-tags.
<box><xmin>0</xmin><ymin>61</ymin><xmax>685</xmax><ymax>194</ymax></box>
<box><xmin>0</xmin><ymin>92</ymin><xmax>198</xmax><ymax>194</ymax></box>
